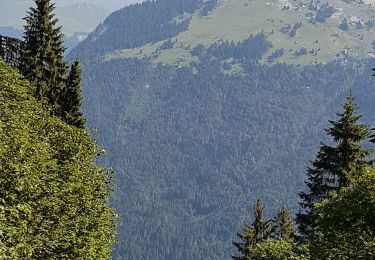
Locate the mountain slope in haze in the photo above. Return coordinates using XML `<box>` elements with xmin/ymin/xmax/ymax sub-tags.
<box><xmin>76</xmin><ymin>0</ymin><xmax>375</xmax><ymax>65</ymax></box>
<box><xmin>70</xmin><ymin>0</ymin><xmax>375</xmax><ymax>259</ymax></box>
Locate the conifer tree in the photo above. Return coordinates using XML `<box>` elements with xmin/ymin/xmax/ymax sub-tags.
<box><xmin>370</xmin><ymin>128</ymin><xmax>375</xmax><ymax>143</ymax></box>
<box><xmin>232</xmin><ymin>200</ymin><xmax>274</xmax><ymax>259</ymax></box>
<box><xmin>275</xmin><ymin>207</ymin><xmax>294</xmax><ymax>241</ymax></box>
<box><xmin>60</xmin><ymin>59</ymin><xmax>85</xmax><ymax>128</ymax></box>
<box><xmin>21</xmin><ymin>0</ymin><xmax>67</xmax><ymax>111</ymax></box>
<box><xmin>296</xmin><ymin>93</ymin><xmax>372</xmax><ymax>239</ymax></box>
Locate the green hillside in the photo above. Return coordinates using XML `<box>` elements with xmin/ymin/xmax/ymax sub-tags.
<box><xmin>106</xmin><ymin>0</ymin><xmax>375</xmax><ymax>65</ymax></box>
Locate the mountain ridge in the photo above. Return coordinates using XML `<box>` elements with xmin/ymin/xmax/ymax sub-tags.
<box><xmin>74</xmin><ymin>0</ymin><xmax>375</xmax><ymax>66</ymax></box>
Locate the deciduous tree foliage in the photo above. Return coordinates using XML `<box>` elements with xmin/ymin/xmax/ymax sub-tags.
<box><xmin>310</xmin><ymin>167</ymin><xmax>375</xmax><ymax>259</ymax></box>
<box><xmin>245</xmin><ymin>240</ymin><xmax>309</xmax><ymax>260</ymax></box>
<box><xmin>0</xmin><ymin>60</ymin><xmax>116</xmax><ymax>259</ymax></box>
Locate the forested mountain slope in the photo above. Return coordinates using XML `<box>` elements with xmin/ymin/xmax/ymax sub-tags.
<box><xmin>70</xmin><ymin>0</ymin><xmax>375</xmax><ymax>259</ymax></box>
<box><xmin>72</xmin><ymin>0</ymin><xmax>375</xmax><ymax>65</ymax></box>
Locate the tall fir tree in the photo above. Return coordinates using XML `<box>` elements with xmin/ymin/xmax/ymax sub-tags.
<box><xmin>60</xmin><ymin>59</ymin><xmax>85</xmax><ymax>128</ymax></box>
<box><xmin>232</xmin><ymin>200</ymin><xmax>274</xmax><ymax>260</ymax></box>
<box><xmin>275</xmin><ymin>207</ymin><xmax>294</xmax><ymax>241</ymax></box>
<box><xmin>21</xmin><ymin>0</ymin><xmax>67</xmax><ymax>111</ymax></box>
<box><xmin>296</xmin><ymin>92</ymin><xmax>372</xmax><ymax>239</ymax></box>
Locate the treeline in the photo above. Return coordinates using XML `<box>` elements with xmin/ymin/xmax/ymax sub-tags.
<box><xmin>233</xmin><ymin>93</ymin><xmax>375</xmax><ymax>259</ymax></box>
<box><xmin>69</xmin><ymin>0</ymin><xmax>218</xmax><ymax>60</ymax></box>
<box><xmin>191</xmin><ymin>34</ymin><xmax>272</xmax><ymax>62</ymax></box>
<box><xmin>0</xmin><ymin>0</ymin><xmax>116</xmax><ymax>259</ymax></box>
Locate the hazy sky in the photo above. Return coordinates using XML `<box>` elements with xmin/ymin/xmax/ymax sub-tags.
<box><xmin>0</xmin><ymin>0</ymin><xmax>144</xmax><ymax>34</ymax></box>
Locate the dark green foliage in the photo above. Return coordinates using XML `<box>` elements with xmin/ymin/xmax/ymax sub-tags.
<box><xmin>314</xmin><ymin>3</ymin><xmax>334</xmax><ymax>23</ymax></box>
<box><xmin>0</xmin><ymin>35</ymin><xmax>23</xmax><ymax>68</ymax></box>
<box><xmin>233</xmin><ymin>202</ymin><xmax>308</xmax><ymax>260</ymax></box>
<box><xmin>191</xmin><ymin>34</ymin><xmax>272</xmax><ymax>61</ymax></box>
<box><xmin>310</xmin><ymin>168</ymin><xmax>375</xmax><ymax>259</ymax></box>
<box><xmin>21</xmin><ymin>0</ymin><xmax>67</xmax><ymax>110</ymax></box>
<box><xmin>296</xmin><ymin>144</ymin><xmax>338</xmax><ymax>238</ymax></box>
<box><xmin>275</xmin><ymin>208</ymin><xmax>294</xmax><ymax>241</ymax></box>
<box><xmin>370</xmin><ymin>128</ymin><xmax>375</xmax><ymax>143</ymax></box>
<box><xmin>327</xmin><ymin>94</ymin><xmax>372</xmax><ymax>186</ymax></box>
<box><xmin>233</xmin><ymin>223</ymin><xmax>256</xmax><ymax>260</ymax></box>
<box><xmin>76</xmin><ymin>56</ymin><xmax>375</xmax><ymax>259</ymax></box>
<box><xmin>21</xmin><ymin>0</ymin><xmax>87</xmax><ymax>129</ymax></box>
<box><xmin>232</xmin><ymin>200</ymin><xmax>275</xmax><ymax>260</ymax></box>
<box><xmin>0</xmin><ymin>60</ymin><xmax>116</xmax><ymax>259</ymax></box>
<box><xmin>297</xmin><ymin>93</ymin><xmax>372</xmax><ymax>239</ymax></box>
<box><xmin>244</xmin><ymin>240</ymin><xmax>309</xmax><ymax>260</ymax></box>
<box><xmin>68</xmin><ymin>1</ymin><xmax>375</xmax><ymax>257</ymax></box>
<box><xmin>60</xmin><ymin>59</ymin><xmax>85</xmax><ymax>128</ymax></box>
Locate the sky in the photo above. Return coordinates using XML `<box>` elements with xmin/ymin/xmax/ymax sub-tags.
<box><xmin>0</xmin><ymin>0</ymin><xmax>144</xmax><ymax>35</ymax></box>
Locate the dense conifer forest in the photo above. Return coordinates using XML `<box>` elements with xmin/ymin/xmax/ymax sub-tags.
<box><xmin>66</xmin><ymin>0</ymin><xmax>375</xmax><ymax>258</ymax></box>
<box><xmin>1</xmin><ymin>0</ymin><xmax>375</xmax><ymax>259</ymax></box>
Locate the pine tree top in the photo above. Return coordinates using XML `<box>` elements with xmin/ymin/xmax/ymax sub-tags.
<box><xmin>276</xmin><ymin>207</ymin><xmax>294</xmax><ymax>241</ymax></box>
<box><xmin>327</xmin><ymin>92</ymin><xmax>369</xmax><ymax>143</ymax></box>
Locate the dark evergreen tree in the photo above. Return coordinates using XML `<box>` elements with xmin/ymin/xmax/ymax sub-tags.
<box><xmin>327</xmin><ymin>93</ymin><xmax>372</xmax><ymax>187</ymax></box>
<box><xmin>232</xmin><ymin>200</ymin><xmax>274</xmax><ymax>259</ymax></box>
<box><xmin>275</xmin><ymin>207</ymin><xmax>294</xmax><ymax>241</ymax></box>
<box><xmin>21</xmin><ymin>0</ymin><xmax>67</xmax><ymax>111</ymax></box>
<box><xmin>61</xmin><ymin>59</ymin><xmax>85</xmax><ymax>128</ymax></box>
<box><xmin>297</xmin><ymin>93</ymin><xmax>372</xmax><ymax>239</ymax></box>
<box><xmin>296</xmin><ymin>144</ymin><xmax>338</xmax><ymax>239</ymax></box>
<box><xmin>370</xmin><ymin>128</ymin><xmax>375</xmax><ymax>143</ymax></box>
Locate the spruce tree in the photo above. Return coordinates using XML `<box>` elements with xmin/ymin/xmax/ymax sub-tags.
<box><xmin>327</xmin><ymin>93</ymin><xmax>372</xmax><ymax>187</ymax></box>
<box><xmin>275</xmin><ymin>207</ymin><xmax>294</xmax><ymax>241</ymax></box>
<box><xmin>232</xmin><ymin>200</ymin><xmax>274</xmax><ymax>259</ymax></box>
<box><xmin>61</xmin><ymin>59</ymin><xmax>85</xmax><ymax>128</ymax></box>
<box><xmin>296</xmin><ymin>92</ymin><xmax>372</xmax><ymax>239</ymax></box>
<box><xmin>21</xmin><ymin>0</ymin><xmax>67</xmax><ymax>111</ymax></box>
